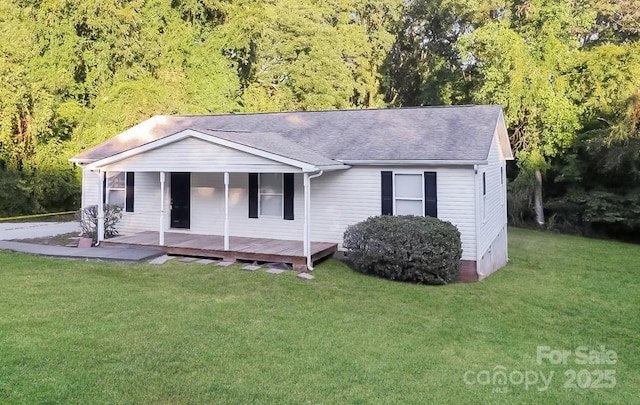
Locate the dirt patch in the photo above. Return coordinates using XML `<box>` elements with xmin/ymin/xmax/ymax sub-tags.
<box><xmin>11</xmin><ymin>232</ymin><xmax>81</xmax><ymax>247</ymax></box>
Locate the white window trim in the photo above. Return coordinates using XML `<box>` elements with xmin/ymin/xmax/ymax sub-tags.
<box><xmin>393</xmin><ymin>173</ymin><xmax>424</xmax><ymax>216</ymax></box>
<box><xmin>106</xmin><ymin>171</ymin><xmax>126</xmax><ymax>208</ymax></box>
<box><xmin>258</xmin><ymin>173</ymin><xmax>284</xmax><ymax>217</ymax></box>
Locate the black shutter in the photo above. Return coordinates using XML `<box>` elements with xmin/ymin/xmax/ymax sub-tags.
<box><xmin>381</xmin><ymin>171</ymin><xmax>393</xmax><ymax>215</ymax></box>
<box><xmin>125</xmin><ymin>172</ymin><xmax>135</xmax><ymax>212</ymax></box>
<box><xmin>424</xmin><ymin>172</ymin><xmax>437</xmax><ymax>218</ymax></box>
<box><xmin>102</xmin><ymin>174</ymin><xmax>106</xmax><ymax>205</ymax></box>
<box><xmin>483</xmin><ymin>172</ymin><xmax>487</xmax><ymax>195</ymax></box>
<box><xmin>248</xmin><ymin>173</ymin><xmax>259</xmax><ymax>218</ymax></box>
<box><xmin>283</xmin><ymin>173</ymin><xmax>294</xmax><ymax>220</ymax></box>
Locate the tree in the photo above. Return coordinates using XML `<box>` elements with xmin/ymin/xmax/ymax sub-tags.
<box><xmin>0</xmin><ymin>0</ymin><xmax>240</xmax><ymax>216</ymax></box>
<box><xmin>225</xmin><ymin>0</ymin><xmax>402</xmax><ymax>111</ymax></box>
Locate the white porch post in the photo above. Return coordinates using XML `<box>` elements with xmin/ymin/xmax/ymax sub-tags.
<box><xmin>159</xmin><ymin>171</ymin><xmax>165</xmax><ymax>246</ymax></box>
<box><xmin>97</xmin><ymin>170</ymin><xmax>105</xmax><ymax>242</ymax></box>
<box><xmin>224</xmin><ymin>172</ymin><xmax>230</xmax><ymax>251</ymax></box>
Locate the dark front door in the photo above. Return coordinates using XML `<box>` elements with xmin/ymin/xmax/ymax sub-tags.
<box><xmin>170</xmin><ymin>172</ymin><xmax>190</xmax><ymax>229</ymax></box>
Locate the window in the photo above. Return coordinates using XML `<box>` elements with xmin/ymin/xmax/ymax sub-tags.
<box><xmin>500</xmin><ymin>167</ymin><xmax>505</xmax><ymax>206</ymax></box>
<box><xmin>381</xmin><ymin>171</ymin><xmax>437</xmax><ymax>217</ymax></box>
<box><xmin>107</xmin><ymin>172</ymin><xmax>126</xmax><ymax>208</ymax></box>
<box><xmin>482</xmin><ymin>172</ymin><xmax>487</xmax><ymax>222</ymax></box>
<box><xmin>394</xmin><ymin>174</ymin><xmax>423</xmax><ymax>216</ymax></box>
<box><xmin>259</xmin><ymin>173</ymin><xmax>283</xmax><ymax>216</ymax></box>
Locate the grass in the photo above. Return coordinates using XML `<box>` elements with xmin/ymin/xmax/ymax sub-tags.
<box><xmin>0</xmin><ymin>227</ymin><xmax>638</xmax><ymax>404</ymax></box>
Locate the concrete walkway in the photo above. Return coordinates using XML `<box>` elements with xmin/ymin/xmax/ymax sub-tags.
<box><xmin>0</xmin><ymin>221</ymin><xmax>80</xmax><ymax>240</ymax></box>
<box><xmin>0</xmin><ymin>240</ymin><xmax>163</xmax><ymax>262</ymax></box>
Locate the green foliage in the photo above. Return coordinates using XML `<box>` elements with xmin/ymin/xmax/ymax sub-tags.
<box><xmin>458</xmin><ymin>1</ymin><xmax>585</xmax><ymax>169</ymax></box>
<box><xmin>226</xmin><ymin>0</ymin><xmax>402</xmax><ymax>111</ymax></box>
<box><xmin>1</xmin><ymin>0</ymin><xmax>639</xmax><ymax>241</ymax></box>
<box><xmin>545</xmin><ymin>93</ymin><xmax>640</xmax><ymax>237</ymax></box>
<box><xmin>0</xmin><ymin>169</ymin><xmax>38</xmax><ymax>217</ymax></box>
<box><xmin>343</xmin><ymin>215</ymin><xmax>462</xmax><ymax>284</ymax></box>
<box><xmin>506</xmin><ymin>169</ymin><xmax>536</xmax><ymax>226</ymax></box>
<box><xmin>546</xmin><ymin>188</ymin><xmax>640</xmax><ymax>236</ymax></box>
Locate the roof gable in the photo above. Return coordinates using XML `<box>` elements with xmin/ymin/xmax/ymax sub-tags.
<box><xmin>85</xmin><ymin>130</ymin><xmax>347</xmax><ymax>172</ymax></box>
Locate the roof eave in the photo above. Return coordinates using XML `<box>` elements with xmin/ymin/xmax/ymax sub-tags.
<box><xmin>68</xmin><ymin>158</ymin><xmax>97</xmax><ymax>165</ymax></box>
<box><xmin>311</xmin><ymin>164</ymin><xmax>351</xmax><ymax>172</ymax></box>
<box><xmin>336</xmin><ymin>159</ymin><xmax>487</xmax><ymax>166</ymax></box>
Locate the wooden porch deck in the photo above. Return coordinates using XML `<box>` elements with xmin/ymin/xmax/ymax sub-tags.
<box><xmin>103</xmin><ymin>231</ymin><xmax>337</xmax><ymax>269</ymax></box>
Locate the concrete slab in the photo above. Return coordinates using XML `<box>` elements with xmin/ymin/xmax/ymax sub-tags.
<box><xmin>77</xmin><ymin>238</ymin><xmax>93</xmax><ymax>248</ymax></box>
<box><xmin>266</xmin><ymin>268</ymin><xmax>287</xmax><ymax>275</ymax></box>
<box><xmin>149</xmin><ymin>255</ymin><xmax>175</xmax><ymax>265</ymax></box>
<box><xmin>0</xmin><ymin>241</ymin><xmax>162</xmax><ymax>263</ymax></box>
<box><xmin>297</xmin><ymin>272</ymin><xmax>315</xmax><ymax>281</ymax></box>
<box><xmin>195</xmin><ymin>259</ymin><xmax>216</xmax><ymax>265</ymax></box>
<box><xmin>179</xmin><ymin>257</ymin><xmax>198</xmax><ymax>263</ymax></box>
<box><xmin>242</xmin><ymin>264</ymin><xmax>261</xmax><ymax>271</ymax></box>
<box><xmin>217</xmin><ymin>261</ymin><xmax>234</xmax><ymax>267</ymax></box>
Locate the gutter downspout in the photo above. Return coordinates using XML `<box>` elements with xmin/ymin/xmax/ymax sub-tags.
<box><xmin>305</xmin><ymin>170</ymin><xmax>323</xmax><ymax>270</ymax></box>
<box><xmin>474</xmin><ymin>164</ymin><xmax>482</xmax><ymax>279</ymax></box>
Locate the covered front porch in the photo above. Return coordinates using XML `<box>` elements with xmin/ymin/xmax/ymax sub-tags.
<box><xmin>83</xmin><ymin>129</ymin><xmax>350</xmax><ymax>270</ymax></box>
<box><xmin>103</xmin><ymin>231</ymin><xmax>338</xmax><ymax>270</ymax></box>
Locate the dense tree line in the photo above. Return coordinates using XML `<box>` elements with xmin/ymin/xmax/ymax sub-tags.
<box><xmin>1</xmin><ymin>0</ymin><xmax>638</xmax><ymax>238</ymax></box>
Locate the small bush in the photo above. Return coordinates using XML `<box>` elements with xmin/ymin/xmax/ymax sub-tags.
<box><xmin>76</xmin><ymin>204</ymin><xmax>123</xmax><ymax>243</ymax></box>
<box><xmin>343</xmin><ymin>215</ymin><xmax>462</xmax><ymax>285</ymax></box>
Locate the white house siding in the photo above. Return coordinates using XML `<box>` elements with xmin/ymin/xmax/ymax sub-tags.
<box><xmin>113</xmin><ymin>172</ymin><xmax>305</xmax><ymax>240</ymax></box>
<box><xmin>227</xmin><ymin>173</ymin><xmax>305</xmax><ymax>240</ymax></box>
<box><xmin>476</xmin><ymin>132</ymin><xmax>509</xmax><ymax>277</ymax></box>
<box><xmin>82</xmin><ymin>168</ymin><xmax>99</xmax><ymax>208</ymax></box>
<box><xmin>81</xmin><ymin>169</ymin><xmax>161</xmax><ymax>235</ymax></box>
<box><xmin>100</xmin><ymin>137</ymin><xmax>297</xmax><ymax>173</ymax></box>
<box><xmin>118</xmin><ymin>172</ymin><xmax>162</xmax><ymax>234</ymax></box>
<box><xmin>189</xmin><ymin>173</ymin><xmax>225</xmax><ymax>235</ymax></box>
<box><xmin>309</xmin><ymin>166</ymin><xmax>477</xmax><ymax>261</ymax></box>
<box><xmin>81</xmin><ymin>164</ymin><xmax>479</xmax><ymax>262</ymax></box>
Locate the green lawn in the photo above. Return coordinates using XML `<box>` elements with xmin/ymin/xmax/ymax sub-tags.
<box><xmin>0</xmin><ymin>228</ymin><xmax>638</xmax><ymax>404</ymax></box>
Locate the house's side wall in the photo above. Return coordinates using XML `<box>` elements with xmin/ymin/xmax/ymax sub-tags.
<box><xmin>309</xmin><ymin>166</ymin><xmax>477</xmax><ymax>261</ymax></box>
<box><xmin>101</xmin><ymin>137</ymin><xmax>297</xmax><ymax>173</ymax></box>
<box><xmin>82</xmin><ymin>168</ymin><xmax>99</xmax><ymax>208</ymax></box>
<box><xmin>476</xmin><ymin>132</ymin><xmax>509</xmax><ymax>278</ymax></box>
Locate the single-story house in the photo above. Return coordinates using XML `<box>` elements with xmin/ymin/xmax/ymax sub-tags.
<box><xmin>70</xmin><ymin>105</ymin><xmax>513</xmax><ymax>281</ymax></box>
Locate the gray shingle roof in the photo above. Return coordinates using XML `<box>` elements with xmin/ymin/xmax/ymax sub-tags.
<box><xmin>196</xmin><ymin>130</ymin><xmax>341</xmax><ymax>167</ymax></box>
<box><xmin>72</xmin><ymin>105</ymin><xmax>504</xmax><ymax>164</ymax></box>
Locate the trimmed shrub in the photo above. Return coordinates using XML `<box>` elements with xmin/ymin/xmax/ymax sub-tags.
<box><xmin>76</xmin><ymin>204</ymin><xmax>123</xmax><ymax>243</ymax></box>
<box><xmin>343</xmin><ymin>215</ymin><xmax>462</xmax><ymax>285</ymax></box>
